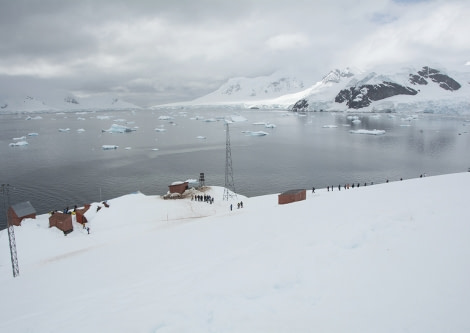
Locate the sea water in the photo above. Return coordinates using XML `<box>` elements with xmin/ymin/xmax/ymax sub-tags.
<box><xmin>1</xmin><ymin>108</ymin><xmax>469</xmax><ymax>227</ymax></box>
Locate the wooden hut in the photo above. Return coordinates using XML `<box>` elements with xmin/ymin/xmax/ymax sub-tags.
<box><xmin>278</xmin><ymin>189</ymin><xmax>306</xmax><ymax>205</ymax></box>
<box><xmin>75</xmin><ymin>204</ymin><xmax>91</xmax><ymax>224</ymax></box>
<box><xmin>49</xmin><ymin>212</ymin><xmax>73</xmax><ymax>235</ymax></box>
<box><xmin>168</xmin><ymin>181</ymin><xmax>189</xmax><ymax>195</ymax></box>
<box><xmin>8</xmin><ymin>201</ymin><xmax>36</xmax><ymax>226</ymax></box>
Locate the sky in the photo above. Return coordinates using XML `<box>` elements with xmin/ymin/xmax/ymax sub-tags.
<box><xmin>0</xmin><ymin>0</ymin><xmax>469</xmax><ymax>106</ymax></box>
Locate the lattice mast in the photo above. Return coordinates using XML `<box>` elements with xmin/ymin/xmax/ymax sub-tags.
<box><xmin>223</xmin><ymin>122</ymin><xmax>237</xmax><ymax>201</ymax></box>
<box><xmin>1</xmin><ymin>184</ymin><xmax>20</xmax><ymax>278</ymax></box>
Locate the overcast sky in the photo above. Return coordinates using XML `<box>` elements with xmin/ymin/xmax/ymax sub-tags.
<box><xmin>0</xmin><ymin>0</ymin><xmax>469</xmax><ymax>106</ymax></box>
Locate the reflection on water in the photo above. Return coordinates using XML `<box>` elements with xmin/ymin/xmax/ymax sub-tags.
<box><xmin>1</xmin><ymin>109</ymin><xmax>469</xmax><ymax>227</ymax></box>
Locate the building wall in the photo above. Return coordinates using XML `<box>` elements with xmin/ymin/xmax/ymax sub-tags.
<box><xmin>7</xmin><ymin>207</ymin><xmax>36</xmax><ymax>226</ymax></box>
<box><xmin>49</xmin><ymin>213</ymin><xmax>73</xmax><ymax>234</ymax></box>
<box><xmin>278</xmin><ymin>189</ymin><xmax>306</xmax><ymax>205</ymax></box>
<box><xmin>169</xmin><ymin>182</ymin><xmax>189</xmax><ymax>194</ymax></box>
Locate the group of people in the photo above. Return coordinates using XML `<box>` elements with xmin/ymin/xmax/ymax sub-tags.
<box><xmin>316</xmin><ymin>173</ymin><xmax>427</xmax><ymax>193</ymax></box>
<box><xmin>230</xmin><ymin>201</ymin><xmax>244</xmax><ymax>211</ymax></box>
<box><xmin>192</xmin><ymin>194</ymin><xmax>214</xmax><ymax>204</ymax></box>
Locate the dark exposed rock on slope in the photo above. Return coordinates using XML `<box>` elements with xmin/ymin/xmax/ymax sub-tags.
<box><xmin>409</xmin><ymin>66</ymin><xmax>461</xmax><ymax>91</ymax></box>
<box><xmin>335</xmin><ymin>81</ymin><xmax>418</xmax><ymax>109</ymax></box>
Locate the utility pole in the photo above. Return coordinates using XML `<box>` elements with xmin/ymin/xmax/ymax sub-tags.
<box><xmin>223</xmin><ymin>122</ymin><xmax>237</xmax><ymax>201</ymax></box>
<box><xmin>1</xmin><ymin>184</ymin><xmax>20</xmax><ymax>278</ymax></box>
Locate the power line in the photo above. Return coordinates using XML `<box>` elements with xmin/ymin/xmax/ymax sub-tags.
<box><xmin>1</xmin><ymin>184</ymin><xmax>20</xmax><ymax>278</ymax></box>
<box><xmin>223</xmin><ymin>122</ymin><xmax>237</xmax><ymax>201</ymax></box>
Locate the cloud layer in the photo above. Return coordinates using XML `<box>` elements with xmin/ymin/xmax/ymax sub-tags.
<box><xmin>0</xmin><ymin>0</ymin><xmax>468</xmax><ymax>106</ymax></box>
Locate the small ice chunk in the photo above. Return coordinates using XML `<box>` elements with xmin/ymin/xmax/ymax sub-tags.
<box><xmin>154</xmin><ymin>128</ymin><xmax>166</xmax><ymax>132</ymax></box>
<box><xmin>102</xmin><ymin>124</ymin><xmax>135</xmax><ymax>133</ymax></box>
<box><xmin>196</xmin><ymin>136</ymin><xmax>206</xmax><ymax>139</ymax></box>
<box><xmin>28</xmin><ymin>133</ymin><xmax>39</xmax><ymax>136</ymax></box>
<box><xmin>158</xmin><ymin>115</ymin><xmax>174</xmax><ymax>120</ymax></box>
<box><xmin>9</xmin><ymin>141</ymin><xmax>29</xmax><ymax>147</ymax></box>
<box><xmin>349</xmin><ymin>129</ymin><xmax>386</xmax><ymax>135</ymax></box>
<box><xmin>102</xmin><ymin>145</ymin><xmax>118</xmax><ymax>150</ymax></box>
<box><xmin>249</xmin><ymin>131</ymin><xmax>268</xmax><ymax>136</ymax></box>
<box><xmin>77</xmin><ymin>128</ymin><xmax>86</xmax><ymax>133</ymax></box>
<box><xmin>231</xmin><ymin>115</ymin><xmax>247</xmax><ymax>122</ymax></box>
<box><xmin>13</xmin><ymin>136</ymin><xmax>26</xmax><ymax>140</ymax></box>
<box><xmin>265</xmin><ymin>123</ymin><xmax>276</xmax><ymax>128</ymax></box>
<box><xmin>322</xmin><ymin>125</ymin><xmax>337</xmax><ymax>128</ymax></box>
<box><xmin>58</xmin><ymin>128</ymin><xmax>70</xmax><ymax>132</ymax></box>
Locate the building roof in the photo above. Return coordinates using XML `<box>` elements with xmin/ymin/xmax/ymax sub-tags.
<box><xmin>11</xmin><ymin>201</ymin><xmax>36</xmax><ymax>217</ymax></box>
<box><xmin>280</xmin><ymin>189</ymin><xmax>306</xmax><ymax>195</ymax></box>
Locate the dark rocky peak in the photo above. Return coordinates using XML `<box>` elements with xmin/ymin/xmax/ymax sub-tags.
<box><xmin>335</xmin><ymin>81</ymin><xmax>418</xmax><ymax>109</ymax></box>
<box><xmin>409</xmin><ymin>66</ymin><xmax>461</xmax><ymax>91</ymax></box>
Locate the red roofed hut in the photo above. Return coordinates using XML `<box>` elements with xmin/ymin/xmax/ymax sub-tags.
<box><xmin>8</xmin><ymin>201</ymin><xmax>36</xmax><ymax>226</ymax></box>
<box><xmin>278</xmin><ymin>189</ymin><xmax>306</xmax><ymax>205</ymax></box>
<box><xmin>49</xmin><ymin>212</ymin><xmax>73</xmax><ymax>235</ymax></box>
<box><xmin>168</xmin><ymin>181</ymin><xmax>189</xmax><ymax>195</ymax></box>
<box><xmin>75</xmin><ymin>204</ymin><xmax>91</xmax><ymax>225</ymax></box>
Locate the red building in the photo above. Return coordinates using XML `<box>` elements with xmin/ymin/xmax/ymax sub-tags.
<box><xmin>278</xmin><ymin>189</ymin><xmax>306</xmax><ymax>205</ymax></box>
<box><xmin>168</xmin><ymin>181</ymin><xmax>189</xmax><ymax>194</ymax></box>
<box><xmin>8</xmin><ymin>201</ymin><xmax>36</xmax><ymax>226</ymax></box>
<box><xmin>49</xmin><ymin>212</ymin><xmax>73</xmax><ymax>235</ymax></box>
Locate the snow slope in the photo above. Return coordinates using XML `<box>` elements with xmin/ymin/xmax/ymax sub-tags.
<box><xmin>1</xmin><ymin>173</ymin><xmax>469</xmax><ymax>332</ymax></box>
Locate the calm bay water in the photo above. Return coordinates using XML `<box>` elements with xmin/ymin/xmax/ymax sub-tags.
<box><xmin>1</xmin><ymin>108</ymin><xmax>469</xmax><ymax>227</ymax></box>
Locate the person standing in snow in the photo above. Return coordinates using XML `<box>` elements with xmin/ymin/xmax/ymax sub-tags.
<box><xmin>230</xmin><ymin>204</ymin><xmax>232</xmax><ymax>211</ymax></box>
<box><xmin>312</xmin><ymin>187</ymin><xmax>315</xmax><ymax>193</ymax></box>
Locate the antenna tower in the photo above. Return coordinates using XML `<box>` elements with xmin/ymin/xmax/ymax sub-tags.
<box><xmin>1</xmin><ymin>184</ymin><xmax>20</xmax><ymax>278</ymax></box>
<box><xmin>223</xmin><ymin>122</ymin><xmax>237</xmax><ymax>200</ymax></box>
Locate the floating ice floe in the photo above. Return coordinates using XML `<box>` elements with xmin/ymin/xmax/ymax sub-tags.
<box><xmin>203</xmin><ymin>118</ymin><xmax>217</xmax><ymax>123</ymax></box>
<box><xmin>28</xmin><ymin>133</ymin><xmax>39</xmax><ymax>136</ymax></box>
<box><xmin>102</xmin><ymin>145</ymin><xmax>118</xmax><ymax>150</ymax></box>
<box><xmin>349</xmin><ymin>129</ymin><xmax>386</xmax><ymax>135</ymax></box>
<box><xmin>13</xmin><ymin>136</ymin><xmax>26</xmax><ymax>140</ymax></box>
<box><xmin>352</xmin><ymin>119</ymin><xmax>362</xmax><ymax>124</ymax></box>
<box><xmin>242</xmin><ymin>130</ymin><xmax>269</xmax><ymax>136</ymax></box>
<box><xmin>231</xmin><ymin>115</ymin><xmax>247</xmax><ymax>122</ymax></box>
<box><xmin>77</xmin><ymin>128</ymin><xmax>86</xmax><ymax>133</ymax></box>
<box><xmin>252</xmin><ymin>122</ymin><xmax>266</xmax><ymax>126</ymax></box>
<box><xmin>102</xmin><ymin>124</ymin><xmax>135</xmax><ymax>133</ymax></box>
<box><xmin>9</xmin><ymin>141</ymin><xmax>29</xmax><ymax>147</ymax></box>
<box><xmin>97</xmin><ymin>115</ymin><xmax>111</xmax><ymax>120</ymax></box>
<box><xmin>125</xmin><ymin>147</ymin><xmax>132</xmax><ymax>150</ymax></box>
<box><xmin>151</xmin><ymin>148</ymin><xmax>159</xmax><ymax>151</ymax></box>
<box><xmin>58</xmin><ymin>128</ymin><xmax>70</xmax><ymax>132</ymax></box>
<box><xmin>77</xmin><ymin>117</ymin><xmax>86</xmax><ymax>121</ymax></box>
<box><xmin>265</xmin><ymin>123</ymin><xmax>276</xmax><ymax>128</ymax></box>
<box><xmin>158</xmin><ymin>115</ymin><xmax>174</xmax><ymax>121</ymax></box>
<box><xmin>26</xmin><ymin>116</ymin><xmax>42</xmax><ymax>120</ymax></box>
<box><xmin>196</xmin><ymin>136</ymin><xmax>206</xmax><ymax>139</ymax></box>
<box><xmin>154</xmin><ymin>128</ymin><xmax>166</xmax><ymax>132</ymax></box>
<box><xmin>322</xmin><ymin>125</ymin><xmax>338</xmax><ymax>128</ymax></box>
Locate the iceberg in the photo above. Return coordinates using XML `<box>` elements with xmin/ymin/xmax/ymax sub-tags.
<box><xmin>58</xmin><ymin>128</ymin><xmax>70</xmax><ymax>132</ymax></box>
<box><xmin>102</xmin><ymin>124</ymin><xmax>135</xmax><ymax>133</ymax></box>
<box><xmin>242</xmin><ymin>130</ymin><xmax>269</xmax><ymax>136</ymax></box>
<box><xmin>102</xmin><ymin>145</ymin><xmax>118</xmax><ymax>150</ymax></box>
<box><xmin>9</xmin><ymin>141</ymin><xmax>29</xmax><ymax>147</ymax></box>
<box><xmin>28</xmin><ymin>132</ymin><xmax>39</xmax><ymax>136</ymax></box>
<box><xmin>77</xmin><ymin>128</ymin><xmax>86</xmax><ymax>133</ymax></box>
<box><xmin>13</xmin><ymin>136</ymin><xmax>26</xmax><ymax>140</ymax></box>
<box><xmin>231</xmin><ymin>115</ymin><xmax>247</xmax><ymax>122</ymax></box>
<box><xmin>349</xmin><ymin>129</ymin><xmax>386</xmax><ymax>135</ymax></box>
<box><xmin>265</xmin><ymin>123</ymin><xmax>276</xmax><ymax>128</ymax></box>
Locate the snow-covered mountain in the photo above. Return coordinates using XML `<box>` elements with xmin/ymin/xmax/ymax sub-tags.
<box><xmin>292</xmin><ymin>65</ymin><xmax>470</xmax><ymax>114</ymax></box>
<box><xmin>157</xmin><ymin>65</ymin><xmax>470</xmax><ymax>115</ymax></box>
<box><xmin>0</xmin><ymin>94</ymin><xmax>140</xmax><ymax>113</ymax></box>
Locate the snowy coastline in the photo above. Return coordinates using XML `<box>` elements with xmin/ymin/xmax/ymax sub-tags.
<box><xmin>1</xmin><ymin>172</ymin><xmax>470</xmax><ymax>332</ymax></box>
